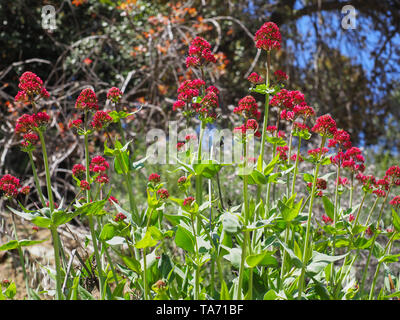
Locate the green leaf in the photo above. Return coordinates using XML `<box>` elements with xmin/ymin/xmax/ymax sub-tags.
<box><xmin>246</xmin><ymin>251</ymin><xmax>278</xmax><ymax>268</ymax></box>
<box><xmin>263</xmin><ymin>289</ymin><xmax>278</xmax><ymax>300</ymax></box>
<box><xmin>31</xmin><ymin>216</ymin><xmax>52</xmax><ymax>228</ymax></box>
<box><xmin>278</xmin><ymin>198</ymin><xmax>303</xmax><ymax>222</ymax></box>
<box><xmin>0</xmin><ymin>240</ymin><xmax>19</xmax><ymax>251</ymax></box>
<box><xmin>99</xmin><ymin>223</ymin><xmax>117</xmax><ymax>242</ymax></box>
<box><xmin>306</xmin><ymin>251</ymin><xmax>348</xmax><ymax>276</ymax></box>
<box><xmin>18</xmin><ymin>239</ymin><xmax>48</xmax><ymax>247</ymax></box>
<box><xmin>220</xmin><ymin>280</ymin><xmax>231</xmax><ymax>300</ymax></box>
<box><xmin>392</xmin><ymin>208</ymin><xmax>400</xmax><ymax>232</ymax></box>
<box><xmin>378</xmin><ymin>254</ymin><xmax>400</xmax><ymax>264</ymax></box>
<box><xmin>4</xmin><ymin>282</ymin><xmax>16</xmax><ymax>299</ymax></box>
<box><xmin>222</xmin><ymin>213</ymin><xmax>241</xmax><ymax>234</ymax></box>
<box><xmin>263</xmin><ymin>154</ymin><xmax>280</xmax><ymax>175</ymax></box>
<box><xmin>51</xmin><ymin>210</ymin><xmax>81</xmax><ymax>227</ymax></box>
<box><xmin>174</xmin><ymin>226</ymin><xmax>195</xmax><ymax>253</ymax></box>
<box><xmin>73</xmin><ymin>199</ymin><xmax>107</xmax><ymax>217</ymax></box>
<box><xmin>135</xmin><ymin>230</ymin><xmax>158</xmax><ymax>249</ymax></box>
<box><xmin>193</xmin><ymin>163</ymin><xmax>222</xmax><ymax>179</ymax></box>
<box><xmin>265</xmin><ymin>135</ymin><xmax>287</xmax><ymax>146</ymax></box>
<box><xmin>322</xmin><ymin>196</ymin><xmax>334</xmax><ymax>220</ymax></box>
<box><xmin>121</xmin><ymin>256</ymin><xmax>141</xmax><ymax>274</ymax></box>
<box><xmin>303</xmin><ymin>173</ymin><xmax>314</xmax><ymax>183</ymax></box>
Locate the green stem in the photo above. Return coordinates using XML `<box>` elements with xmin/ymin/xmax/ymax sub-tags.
<box><xmin>291</xmin><ymin>137</ymin><xmax>302</xmax><ymax>196</ymax></box>
<box><xmin>368</xmin><ymin>232</ymin><xmax>396</xmax><ymax>299</ymax></box>
<box><xmin>237</xmin><ymin>138</ymin><xmax>251</xmax><ymax>299</ymax></box>
<box><xmin>11</xmin><ymin>214</ymin><xmax>31</xmax><ymax>299</ymax></box>
<box><xmin>27</xmin><ymin>150</ymin><xmax>45</xmax><ymax>206</ymax></box>
<box><xmin>360</xmin><ymin>186</ymin><xmax>391</xmax><ymax>293</ymax></box>
<box><xmin>330</xmin><ymin>164</ymin><xmax>341</xmax><ymax>286</ymax></box>
<box><xmin>298</xmin><ymin>136</ymin><xmax>326</xmax><ymax>299</ymax></box>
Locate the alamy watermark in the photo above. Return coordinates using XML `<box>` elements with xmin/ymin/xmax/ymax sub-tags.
<box><xmin>341</xmin><ymin>5</ymin><xmax>356</xmax><ymax>30</ymax></box>
<box><xmin>41</xmin><ymin>5</ymin><xmax>56</xmax><ymax>31</ymax></box>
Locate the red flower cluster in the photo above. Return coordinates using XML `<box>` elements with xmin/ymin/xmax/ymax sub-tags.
<box><xmin>68</xmin><ymin>119</ymin><xmax>83</xmax><ymax>130</ymax></box>
<box><xmin>114</xmin><ymin>212</ymin><xmax>127</xmax><ymax>222</ymax></box>
<box><xmin>21</xmin><ymin>133</ymin><xmax>39</xmax><ymax>149</ymax></box>
<box><xmin>107</xmin><ymin>87</ymin><xmax>123</xmax><ymax>103</ymax></box>
<box><xmin>0</xmin><ymin>174</ymin><xmax>25</xmax><ymax>198</ymax></box>
<box><xmin>389</xmin><ymin>196</ymin><xmax>400</xmax><ymax>208</ymax></box>
<box><xmin>183</xmin><ymin>196</ymin><xmax>195</xmax><ymax>207</ymax></box>
<box><xmin>108</xmin><ymin>196</ymin><xmax>119</xmax><ymax>204</ymax></box>
<box><xmin>157</xmin><ymin>188</ymin><xmax>170</xmax><ymax>200</ymax></box>
<box><xmin>75</xmin><ymin>88</ymin><xmax>99</xmax><ymax>111</ymax></box>
<box><xmin>328</xmin><ymin>129</ymin><xmax>352</xmax><ymax>150</ymax></box>
<box><xmin>234</xmin><ymin>119</ymin><xmax>261</xmax><ymax>138</ymax></box>
<box><xmin>15</xmin><ymin>112</ymin><xmax>50</xmax><ymax>136</ymax></box>
<box><xmin>72</xmin><ymin>164</ymin><xmax>86</xmax><ymax>180</ymax></box>
<box><xmin>277</xmin><ymin>146</ymin><xmax>289</xmax><ymax>161</ymax></box>
<box><xmin>312</xmin><ymin>114</ymin><xmax>337</xmax><ymax>137</ymax></box>
<box><xmin>195</xmin><ymin>87</ymin><xmax>219</xmax><ymax>123</ymax></box>
<box><xmin>386</xmin><ymin>165</ymin><xmax>400</xmax><ymax>185</ymax></box>
<box><xmin>89</xmin><ymin>156</ymin><xmax>110</xmax><ymax>184</ymax></box>
<box><xmin>274</xmin><ymin>70</ymin><xmax>288</xmax><ymax>82</ymax></box>
<box><xmin>233</xmin><ymin>95</ymin><xmax>260</xmax><ymax>119</ymax></box>
<box><xmin>91</xmin><ymin>110</ymin><xmax>113</xmax><ymax>130</ymax></box>
<box><xmin>186</xmin><ymin>36</ymin><xmax>216</xmax><ymax>68</ymax></box>
<box><xmin>322</xmin><ymin>214</ymin><xmax>333</xmax><ymax>224</ymax></box>
<box><xmin>332</xmin><ymin>147</ymin><xmax>365</xmax><ymax>173</ymax></box>
<box><xmin>247</xmin><ymin>72</ymin><xmax>264</xmax><ymax>85</ymax></box>
<box><xmin>15</xmin><ymin>71</ymin><xmax>49</xmax><ymax>102</ymax></box>
<box><xmin>148</xmin><ymin>173</ymin><xmax>161</xmax><ymax>184</ymax></box>
<box><xmin>308</xmin><ymin>147</ymin><xmax>329</xmax><ymax>158</ymax></box>
<box><xmin>254</xmin><ymin>22</ymin><xmax>281</xmax><ymax>51</ymax></box>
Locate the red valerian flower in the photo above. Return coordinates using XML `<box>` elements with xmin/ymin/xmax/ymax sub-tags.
<box><xmin>233</xmin><ymin>95</ymin><xmax>260</xmax><ymax>119</ymax></box>
<box><xmin>72</xmin><ymin>164</ymin><xmax>86</xmax><ymax>180</ymax></box>
<box><xmin>247</xmin><ymin>72</ymin><xmax>264</xmax><ymax>85</ymax></box>
<box><xmin>21</xmin><ymin>133</ymin><xmax>39</xmax><ymax>148</ymax></box>
<box><xmin>0</xmin><ymin>174</ymin><xmax>21</xmax><ymax>198</ymax></box>
<box><xmin>348</xmin><ymin>214</ymin><xmax>355</xmax><ymax>222</ymax></box>
<box><xmin>15</xmin><ymin>114</ymin><xmax>35</xmax><ymax>134</ymax></box>
<box><xmin>173</xmin><ymin>100</ymin><xmax>186</xmax><ymax>111</ymax></box>
<box><xmin>328</xmin><ymin>129</ymin><xmax>352</xmax><ymax>149</ymax></box>
<box><xmin>68</xmin><ymin>119</ymin><xmax>83</xmax><ymax>130</ymax></box>
<box><xmin>277</xmin><ymin>146</ymin><xmax>289</xmax><ymax>161</ymax></box>
<box><xmin>322</xmin><ymin>214</ymin><xmax>333</xmax><ymax>224</ymax></box>
<box><xmin>89</xmin><ymin>156</ymin><xmax>110</xmax><ymax>173</ymax></box>
<box><xmin>178</xmin><ymin>176</ymin><xmax>187</xmax><ymax>185</ymax></box>
<box><xmin>177</xmin><ymin>79</ymin><xmax>205</xmax><ymax>103</ymax></box>
<box><xmin>274</xmin><ymin>70</ymin><xmax>288</xmax><ymax>82</ymax></box>
<box><xmin>336</xmin><ymin>176</ymin><xmax>349</xmax><ymax>186</ymax></box>
<box><xmin>20</xmin><ymin>185</ymin><xmax>30</xmax><ymax>195</ymax></box>
<box><xmin>290</xmin><ymin>153</ymin><xmax>304</xmax><ymax>162</ymax></box>
<box><xmin>312</xmin><ymin>114</ymin><xmax>337</xmax><ymax>137</ymax></box>
<box><xmin>15</xmin><ymin>91</ymin><xmax>29</xmax><ymax>103</ymax></box>
<box><xmin>91</xmin><ymin>110</ymin><xmax>113</xmax><ymax>130</ymax></box>
<box><xmin>95</xmin><ymin>174</ymin><xmax>109</xmax><ymax>184</ymax></box>
<box><xmin>307</xmin><ymin>178</ymin><xmax>327</xmax><ymax>190</ymax></box>
<box><xmin>266</xmin><ymin>125</ymin><xmax>277</xmax><ymax>133</ymax></box>
<box><xmin>32</xmin><ymin>112</ymin><xmax>50</xmax><ymax>129</ymax></box>
<box><xmin>386</xmin><ymin>166</ymin><xmax>400</xmax><ymax>185</ymax></box>
<box><xmin>366</xmin><ymin>226</ymin><xmax>373</xmax><ymax>237</ymax></box>
<box><xmin>157</xmin><ymin>188</ymin><xmax>170</xmax><ymax>200</ymax></box>
<box><xmin>80</xmin><ymin>180</ymin><xmax>90</xmax><ymax>191</ymax></box>
<box><xmin>75</xmin><ymin>88</ymin><xmax>99</xmax><ymax>111</ymax></box>
<box><xmin>183</xmin><ymin>196</ymin><xmax>195</xmax><ymax>207</ymax></box>
<box><xmin>148</xmin><ymin>173</ymin><xmax>161</xmax><ymax>184</ymax></box>
<box><xmin>114</xmin><ymin>212</ymin><xmax>127</xmax><ymax>222</ymax></box>
<box><xmin>308</xmin><ymin>147</ymin><xmax>329</xmax><ymax>158</ymax></box>
<box><xmin>254</xmin><ymin>21</ymin><xmax>281</xmax><ymax>51</ymax></box>
<box><xmin>373</xmin><ymin>189</ymin><xmax>386</xmax><ymax>198</ymax></box>
<box><xmin>177</xmin><ymin>142</ymin><xmax>186</xmax><ymax>151</ymax></box>
<box><xmin>389</xmin><ymin>196</ymin><xmax>400</xmax><ymax>208</ymax></box>
<box><xmin>107</xmin><ymin>87</ymin><xmax>123</xmax><ymax>103</ymax></box>
<box><xmin>17</xmin><ymin>71</ymin><xmax>49</xmax><ymax>99</ymax></box>
<box><xmin>186</xmin><ymin>36</ymin><xmax>216</xmax><ymax>67</ymax></box>
<box><xmin>108</xmin><ymin>196</ymin><xmax>119</xmax><ymax>204</ymax></box>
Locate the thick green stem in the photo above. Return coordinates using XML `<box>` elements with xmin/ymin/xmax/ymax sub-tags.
<box><xmin>330</xmin><ymin>164</ymin><xmax>341</xmax><ymax>286</ymax></box>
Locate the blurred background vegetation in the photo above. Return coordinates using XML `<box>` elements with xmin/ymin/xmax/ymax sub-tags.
<box><xmin>0</xmin><ymin>0</ymin><xmax>399</xmax><ymax>208</ymax></box>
